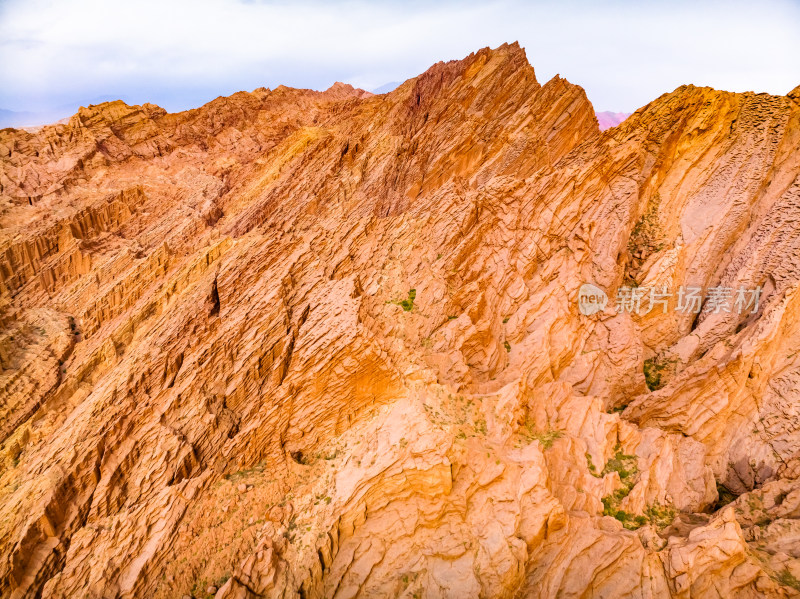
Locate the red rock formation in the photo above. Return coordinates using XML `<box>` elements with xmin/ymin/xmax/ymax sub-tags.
<box><xmin>1</xmin><ymin>42</ymin><xmax>800</xmax><ymax>598</ymax></box>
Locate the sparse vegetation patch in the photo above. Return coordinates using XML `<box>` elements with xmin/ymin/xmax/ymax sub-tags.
<box><xmin>387</xmin><ymin>289</ymin><xmax>416</xmax><ymax>311</ymax></box>
<box><xmin>600</xmin><ymin>445</ymin><xmax>640</xmax><ymax>526</ymax></box>
<box><xmin>520</xmin><ymin>419</ymin><xmax>563</xmax><ymax>449</ymax></box>
<box><xmin>643</xmin><ymin>355</ymin><xmax>677</xmax><ymax>391</ymax></box>
<box><xmin>625</xmin><ymin>193</ymin><xmax>667</xmax><ymax>285</ymax></box>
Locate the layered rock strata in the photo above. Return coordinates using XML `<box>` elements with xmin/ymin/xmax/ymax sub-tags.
<box><xmin>1</xmin><ymin>43</ymin><xmax>799</xmax><ymax>598</ymax></box>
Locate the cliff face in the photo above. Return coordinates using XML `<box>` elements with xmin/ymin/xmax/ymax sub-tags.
<box><xmin>1</xmin><ymin>42</ymin><xmax>800</xmax><ymax>599</ymax></box>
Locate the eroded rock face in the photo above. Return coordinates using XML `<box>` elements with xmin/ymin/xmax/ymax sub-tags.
<box><xmin>1</xmin><ymin>42</ymin><xmax>799</xmax><ymax>598</ymax></box>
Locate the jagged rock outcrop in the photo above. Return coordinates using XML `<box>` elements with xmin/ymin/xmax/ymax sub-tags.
<box><xmin>1</xmin><ymin>42</ymin><xmax>800</xmax><ymax>598</ymax></box>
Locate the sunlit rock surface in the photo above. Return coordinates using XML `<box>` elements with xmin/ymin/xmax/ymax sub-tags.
<box><xmin>1</xmin><ymin>43</ymin><xmax>800</xmax><ymax>598</ymax></box>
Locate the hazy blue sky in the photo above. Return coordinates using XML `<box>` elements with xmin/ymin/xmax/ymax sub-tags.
<box><xmin>1</xmin><ymin>0</ymin><xmax>798</xmax><ymax>117</ymax></box>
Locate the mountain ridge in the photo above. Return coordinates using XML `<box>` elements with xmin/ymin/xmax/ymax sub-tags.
<box><xmin>1</xmin><ymin>42</ymin><xmax>800</xmax><ymax>598</ymax></box>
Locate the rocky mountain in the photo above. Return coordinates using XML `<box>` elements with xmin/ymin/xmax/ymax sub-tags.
<box><xmin>595</xmin><ymin>110</ymin><xmax>631</xmax><ymax>130</ymax></box>
<box><xmin>1</xmin><ymin>42</ymin><xmax>800</xmax><ymax>598</ymax></box>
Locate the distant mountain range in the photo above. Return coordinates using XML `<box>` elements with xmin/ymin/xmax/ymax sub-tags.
<box><xmin>0</xmin><ymin>96</ymin><xmax>119</xmax><ymax>129</ymax></box>
<box><xmin>596</xmin><ymin>110</ymin><xmax>631</xmax><ymax>130</ymax></box>
<box><xmin>0</xmin><ymin>108</ymin><xmax>62</xmax><ymax>129</ymax></box>
<box><xmin>372</xmin><ymin>81</ymin><xmax>401</xmax><ymax>94</ymax></box>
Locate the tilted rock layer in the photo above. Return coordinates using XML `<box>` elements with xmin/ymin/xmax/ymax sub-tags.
<box><xmin>1</xmin><ymin>43</ymin><xmax>800</xmax><ymax>598</ymax></box>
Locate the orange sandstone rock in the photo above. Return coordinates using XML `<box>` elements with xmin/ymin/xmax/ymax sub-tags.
<box><xmin>1</xmin><ymin>42</ymin><xmax>800</xmax><ymax>598</ymax></box>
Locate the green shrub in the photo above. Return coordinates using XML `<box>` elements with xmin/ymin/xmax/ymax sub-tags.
<box><xmin>644</xmin><ymin>502</ymin><xmax>676</xmax><ymax>529</ymax></box>
<box><xmin>643</xmin><ymin>356</ymin><xmax>677</xmax><ymax>391</ymax></box>
<box><xmin>520</xmin><ymin>421</ymin><xmax>562</xmax><ymax>449</ymax></box>
<box><xmin>599</xmin><ymin>444</ymin><xmax>675</xmax><ymax>531</ymax></box>
<box><xmin>586</xmin><ymin>452</ymin><xmax>600</xmax><ymax>476</ymax></box>
<box><xmin>777</xmin><ymin>568</ymin><xmax>800</xmax><ymax>591</ymax></box>
<box><xmin>600</xmin><ymin>445</ymin><xmax>640</xmax><ymax>527</ymax></box>
<box><xmin>387</xmin><ymin>289</ymin><xmax>416</xmax><ymax>311</ymax></box>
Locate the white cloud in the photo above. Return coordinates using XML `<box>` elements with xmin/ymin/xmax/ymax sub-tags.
<box><xmin>0</xmin><ymin>0</ymin><xmax>798</xmax><ymax>115</ymax></box>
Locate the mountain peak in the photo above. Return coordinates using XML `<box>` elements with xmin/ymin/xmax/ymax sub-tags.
<box><xmin>323</xmin><ymin>81</ymin><xmax>374</xmax><ymax>99</ymax></box>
